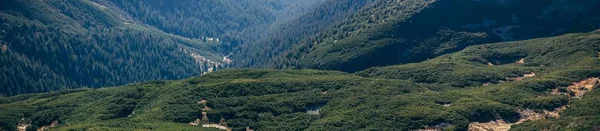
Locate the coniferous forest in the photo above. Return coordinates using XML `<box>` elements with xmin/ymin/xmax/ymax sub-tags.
<box><xmin>2</xmin><ymin>0</ymin><xmax>600</xmax><ymax>131</ymax></box>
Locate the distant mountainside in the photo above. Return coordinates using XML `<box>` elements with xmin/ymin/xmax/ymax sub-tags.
<box><xmin>0</xmin><ymin>0</ymin><xmax>320</xmax><ymax>96</ymax></box>
<box><xmin>250</xmin><ymin>0</ymin><xmax>600</xmax><ymax>72</ymax></box>
<box><xmin>231</xmin><ymin>0</ymin><xmax>377</xmax><ymax>68</ymax></box>
<box><xmin>2</xmin><ymin>30</ymin><xmax>599</xmax><ymax>130</ymax></box>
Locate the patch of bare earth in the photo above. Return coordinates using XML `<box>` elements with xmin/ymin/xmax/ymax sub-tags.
<box><xmin>468</xmin><ymin>108</ymin><xmax>565</xmax><ymax>131</ymax></box>
<box><xmin>515</xmin><ymin>109</ymin><xmax>546</xmax><ymax>124</ymax></box>
<box><xmin>516</xmin><ymin>58</ymin><xmax>525</xmax><ymax>64</ymax></box>
<box><xmin>17</xmin><ymin>122</ymin><xmax>30</xmax><ymax>131</ymax></box>
<box><xmin>544</xmin><ymin>106</ymin><xmax>566</xmax><ymax>118</ymax></box>
<box><xmin>506</xmin><ymin>72</ymin><xmax>536</xmax><ymax>81</ymax></box>
<box><xmin>472</xmin><ymin>78</ymin><xmax>600</xmax><ymax>131</ymax></box>
<box><xmin>567</xmin><ymin>78</ymin><xmax>599</xmax><ymax>99</ymax></box>
<box><xmin>189</xmin><ymin>99</ymin><xmax>232</xmax><ymax>131</ymax></box>
<box><xmin>1</xmin><ymin>44</ymin><xmax>7</xmax><ymax>53</ymax></box>
<box><xmin>468</xmin><ymin>120</ymin><xmax>511</xmax><ymax>131</ymax></box>
<box><xmin>37</xmin><ymin>120</ymin><xmax>58</xmax><ymax>131</ymax></box>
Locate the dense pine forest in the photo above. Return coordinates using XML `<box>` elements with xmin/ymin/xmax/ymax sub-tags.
<box><xmin>0</xmin><ymin>0</ymin><xmax>322</xmax><ymax>96</ymax></box>
<box><xmin>1</xmin><ymin>0</ymin><xmax>600</xmax><ymax>131</ymax></box>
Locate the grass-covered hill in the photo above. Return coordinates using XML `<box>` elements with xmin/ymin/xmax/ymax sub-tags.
<box><xmin>270</xmin><ymin>0</ymin><xmax>600</xmax><ymax>72</ymax></box>
<box><xmin>2</xmin><ymin>30</ymin><xmax>600</xmax><ymax>131</ymax></box>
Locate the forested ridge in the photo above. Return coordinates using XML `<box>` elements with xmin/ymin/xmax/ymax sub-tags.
<box><xmin>2</xmin><ymin>0</ymin><xmax>600</xmax><ymax>130</ymax></box>
<box><xmin>230</xmin><ymin>0</ymin><xmax>377</xmax><ymax>68</ymax></box>
<box><xmin>0</xmin><ymin>0</ymin><xmax>322</xmax><ymax>96</ymax></box>
<box><xmin>2</xmin><ymin>30</ymin><xmax>600</xmax><ymax>130</ymax></box>
<box><xmin>234</xmin><ymin>0</ymin><xmax>600</xmax><ymax>72</ymax></box>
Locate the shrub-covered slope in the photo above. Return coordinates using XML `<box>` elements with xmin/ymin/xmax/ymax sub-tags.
<box><xmin>273</xmin><ymin>0</ymin><xmax>600</xmax><ymax>72</ymax></box>
<box><xmin>2</xmin><ymin>30</ymin><xmax>600</xmax><ymax>130</ymax></box>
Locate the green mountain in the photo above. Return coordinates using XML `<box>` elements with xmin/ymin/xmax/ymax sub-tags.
<box><xmin>262</xmin><ymin>0</ymin><xmax>600</xmax><ymax>72</ymax></box>
<box><xmin>2</xmin><ymin>30</ymin><xmax>600</xmax><ymax>130</ymax></box>
<box><xmin>0</xmin><ymin>0</ymin><xmax>321</xmax><ymax>96</ymax></box>
<box><xmin>231</xmin><ymin>0</ymin><xmax>377</xmax><ymax>68</ymax></box>
<box><xmin>2</xmin><ymin>0</ymin><xmax>600</xmax><ymax>131</ymax></box>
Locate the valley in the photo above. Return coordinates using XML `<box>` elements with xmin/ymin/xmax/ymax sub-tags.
<box><xmin>1</xmin><ymin>0</ymin><xmax>600</xmax><ymax>131</ymax></box>
<box><xmin>2</xmin><ymin>30</ymin><xmax>600</xmax><ymax>130</ymax></box>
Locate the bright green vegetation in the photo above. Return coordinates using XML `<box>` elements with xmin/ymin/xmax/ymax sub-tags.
<box><xmin>2</xmin><ymin>30</ymin><xmax>600</xmax><ymax>130</ymax></box>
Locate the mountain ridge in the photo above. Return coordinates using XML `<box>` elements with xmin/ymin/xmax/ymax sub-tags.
<box><xmin>2</xmin><ymin>29</ymin><xmax>600</xmax><ymax>130</ymax></box>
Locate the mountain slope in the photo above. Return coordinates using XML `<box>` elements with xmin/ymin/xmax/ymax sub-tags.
<box><xmin>231</xmin><ymin>0</ymin><xmax>376</xmax><ymax>68</ymax></box>
<box><xmin>0</xmin><ymin>0</ymin><xmax>324</xmax><ymax>96</ymax></box>
<box><xmin>0</xmin><ymin>0</ymin><xmax>226</xmax><ymax>96</ymax></box>
<box><xmin>2</xmin><ymin>30</ymin><xmax>600</xmax><ymax>131</ymax></box>
<box><xmin>272</xmin><ymin>0</ymin><xmax>600</xmax><ymax>72</ymax></box>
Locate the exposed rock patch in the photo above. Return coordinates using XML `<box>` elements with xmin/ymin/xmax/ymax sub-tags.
<box><xmin>515</xmin><ymin>109</ymin><xmax>546</xmax><ymax>124</ymax></box>
<box><xmin>470</xmin><ymin>78</ymin><xmax>600</xmax><ymax>130</ymax></box>
<box><xmin>17</xmin><ymin>120</ymin><xmax>30</xmax><ymax>131</ymax></box>
<box><xmin>223</xmin><ymin>57</ymin><xmax>232</xmax><ymax>65</ymax></box>
<box><xmin>544</xmin><ymin>106</ymin><xmax>566</xmax><ymax>118</ymax></box>
<box><xmin>567</xmin><ymin>78</ymin><xmax>599</xmax><ymax>99</ymax></box>
<box><xmin>202</xmin><ymin>124</ymin><xmax>231</xmax><ymax>131</ymax></box>
<box><xmin>189</xmin><ymin>99</ymin><xmax>232</xmax><ymax>131</ymax></box>
<box><xmin>516</xmin><ymin>58</ymin><xmax>525</xmax><ymax>64</ymax></box>
<box><xmin>468</xmin><ymin>119</ymin><xmax>511</xmax><ymax>131</ymax></box>
<box><xmin>506</xmin><ymin>72</ymin><xmax>535</xmax><ymax>81</ymax></box>
<box><xmin>413</xmin><ymin>123</ymin><xmax>450</xmax><ymax>131</ymax></box>
<box><xmin>483</xmin><ymin>82</ymin><xmax>492</xmax><ymax>86</ymax></box>
<box><xmin>306</xmin><ymin>104</ymin><xmax>324</xmax><ymax>115</ymax></box>
<box><xmin>1</xmin><ymin>44</ymin><xmax>7</xmax><ymax>53</ymax></box>
<box><xmin>468</xmin><ymin>107</ymin><xmax>565</xmax><ymax>131</ymax></box>
<box><xmin>522</xmin><ymin>72</ymin><xmax>535</xmax><ymax>78</ymax></box>
<box><xmin>37</xmin><ymin>120</ymin><xmax>58</xmax><ymax>131</ymax></box>
<box><xmin>435</xmin><ymin>100</ymin><xmax>452</xmax><ymax>107</ymax></box>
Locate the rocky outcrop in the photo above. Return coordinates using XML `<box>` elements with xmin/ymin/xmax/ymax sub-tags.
<box><xmin>567</xmin><ymin>78</ymin><xmax>599</xmax><ymax>99</ymax></box>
